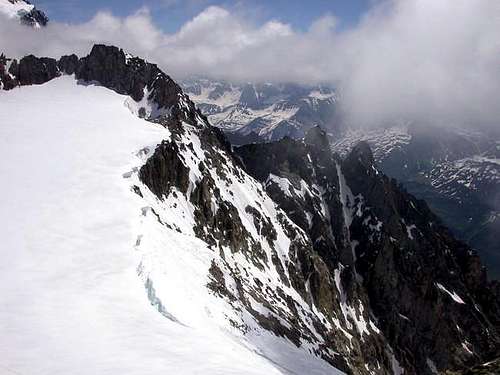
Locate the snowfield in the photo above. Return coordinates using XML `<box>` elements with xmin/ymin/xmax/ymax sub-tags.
<box><xmin>0</xmin><ymin>77</ymin><xmax>340</xmax><ymax>375</ymax></box>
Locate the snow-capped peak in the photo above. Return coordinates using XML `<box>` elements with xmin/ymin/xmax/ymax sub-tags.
<box><xmin>0</xmin><ymin>0</ymin><xmax>48</xmax><ymax>27</ymax></box>
<box><xmin>0</xmin><ymin>0</ymin><xmax>34</xmax><ymax>17</ymax></box>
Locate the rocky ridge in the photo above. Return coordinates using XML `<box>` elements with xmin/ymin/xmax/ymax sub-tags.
<box><xmin>331</xmin><ymin>126</ymin><xmax>500</xmax><ymax>279</ymax></box>
<box><xmin>0</xmin><ymin>45</ymin><xmax>191</xmax><ymax>121</ymax></box>
<box><xmin>237</xmin><ymin>127</ymin><xmax>500</xmax><ymax>374</ymax></box>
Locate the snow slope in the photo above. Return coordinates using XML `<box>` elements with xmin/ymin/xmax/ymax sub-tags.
<box><xmin>0</xmin><ymin>76</ymin><xmax>337</xmax><ymax>375</ymax></box>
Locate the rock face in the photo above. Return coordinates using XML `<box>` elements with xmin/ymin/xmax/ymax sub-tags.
<box><xmin>75</xmin><ymin>45</ymin><xmax>183</xmax><ymax>114</ymax></box>
<box><xmin>237</xmin><ymin>126</ymin><xmax>500</xmax><ymax>374</ymax></box>
<box><xmin>138</xmin><ymin>94</ymin><xmax>390</xmax><ymax>375</ymax></box>
<box><xmin>0</xmin><ymin>53</ymin><xmax>59</xmax><ymax>89</ymax></box>
<box><xmin>332</xmin><ymin>126</ymin><xmax>500</xmax><ymax>279</ymax></box>
<box><xmin>10</xmin><ymin>55</ymin><xmax>59</xmax><ymax>85</ymax></box>
<box><xmin>57</xmin><ymin>54</ymin><xmax>79</xmax><ymax>75</ymax></box>
<box><xmin>0</xmin><ymin>54</ymin><xmax>17</xmax><ymax>90</ymax></box>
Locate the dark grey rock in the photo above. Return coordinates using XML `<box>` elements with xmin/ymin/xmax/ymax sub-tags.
<box><xmin>8</xmin><ymin>55</ymin><xmax>60</xmax><ymax>86</ymax></box>
<box><xmin>139</xmin><ymin>140</ymin><xmax>190</xmax><ymax>198</ymax></box>
<box><xmin>58</xmin><ymin>54</ymin><xmax>79</xmax><ymax>75</ymax></box>
<box><xmin>76</xmin><ymin>44</ymin><xmax>182</xmax><ymax>113</ymax></box>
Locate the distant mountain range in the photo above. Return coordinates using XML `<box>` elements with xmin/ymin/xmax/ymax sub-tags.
<box><xmin>181</xmin><ymin>77</ymin><xmax>338</xmax><ymax>143</ymax></box>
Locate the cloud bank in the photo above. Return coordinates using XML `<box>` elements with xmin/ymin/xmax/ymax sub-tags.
<box><xmin>1</xmin><ymin>0</ymin><xmax>499</xmax><ymax>128</ymax></box>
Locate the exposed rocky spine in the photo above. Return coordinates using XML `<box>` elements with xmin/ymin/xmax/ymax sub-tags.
<box><xmin>137</xmin><ymin>71</ymin><xmax>500</xmax><ymax>373</ymax></box>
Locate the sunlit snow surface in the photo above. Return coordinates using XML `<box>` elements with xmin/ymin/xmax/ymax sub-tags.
<box><xmin>0</xmin><ymin>77</ymin><xmax>340</xmax><ymax>375</ymax></box>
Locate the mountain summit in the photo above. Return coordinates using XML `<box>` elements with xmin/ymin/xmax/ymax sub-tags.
<box><xmin>0</xmin><ymin>0</ymin><xmax>48</xmax><ymax>27</ymax></box>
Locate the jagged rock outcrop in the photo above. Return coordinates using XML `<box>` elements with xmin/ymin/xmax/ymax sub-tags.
<box><xmin>75</xmin><ymin>45</ymin><xmax>183</xmax><ymax>114</ymax></box>
<box><xmin>237</xmin><ymin>126</ymin><xmax>500</xmax><ymax>374</ymax></box>
<box><xmin>1</xmin><ymin>53</ymin><xmax>63</xmax><ymax>90</ymax></box>
<box><xmin>0</xmin><ymin>45</ymin><xmax>192</xmax><ymax>121</ymax></box>
<box><xmin>0</xmin><ymin>53</ymin><xmax>17</xmax><ymax>90</ymax></box>
<box><xmin>139</xmin><ymin>141</ymin><xmax>191</xmax><ymax>197</ymax></box>
<box><xmin>9</xmin><ymin>55</ymin><xmax>59</xmax><ymax>85</ymax></box>
<box><xmin>0</xmin><ymin>53</ymin><xmax>59</xmax><ymax>89</ymax></box>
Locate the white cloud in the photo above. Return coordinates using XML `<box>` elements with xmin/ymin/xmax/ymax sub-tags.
<box><xmin>1</xmin><ymin>0</ymin><xmax>499</xmax><ymax>129</ymax></box>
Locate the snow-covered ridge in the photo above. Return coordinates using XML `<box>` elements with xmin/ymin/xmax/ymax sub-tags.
<box><xmin>1</xmin><ymin>45</ymin><xmax>191</xmax><ymax>122</ymax></box>
<box><xmin>135</xmin><ymin>122</ymin><xmax>346</xmax><ymax>374</ymax></box>
<box><xmin>0</xmin><ymin>44</ymin><xmax>347</xmax><ymax>372</ymax></box>
<box><xmin>211</xmin><ymin>102</ymin><xmax>301</xmax><ymax>134</ymax></box>
<box><xmin>0</xmin><ymin>76</ymin><xmax>340</xmax><ymax>375</ymax></box>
